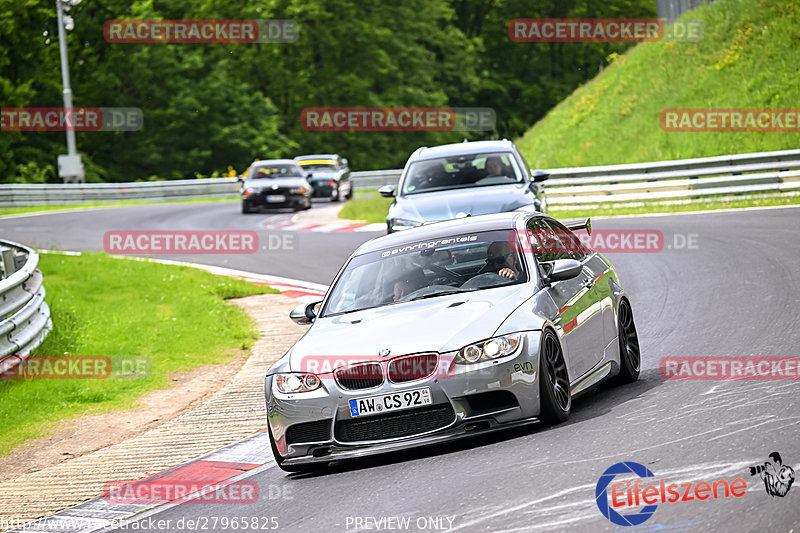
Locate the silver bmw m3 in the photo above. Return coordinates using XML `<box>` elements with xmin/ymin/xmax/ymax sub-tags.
<box><xmin>264</xmin><ymin>211</ymin><xmax>641</xmax><ymax>472</ymax></box>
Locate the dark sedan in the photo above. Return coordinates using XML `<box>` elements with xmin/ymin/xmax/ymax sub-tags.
<box><xmin>241</xmin><ymin>160</ymin><xmax>313</xmax><ymax>214</ymax></box>
<box><xmin>294</xmin><ymin>154</ymin><xmax>352</xmax><ymax>202</ymax></box>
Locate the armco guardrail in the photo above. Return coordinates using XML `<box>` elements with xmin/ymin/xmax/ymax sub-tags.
<box><xmin>0</xmin><ymin>240</ymin><xmax>52</xmax><ymax>369</ymax></box>
<box><xmin>543</xmin><ymin>149</ymin><xmax>800</xmax><ymax>206</ymax></box>
<box><xmin>348</xmin><ymin>149</ymin><xmax>800</xmax><ymax>206</ymax></box>
<box><xmin>350</xmin><ymin>169</ymin><xmax>403</xmax><ymax>190</ymax></box>
<box><xmin>0</xmin><ymin>178</ymin><xmax>239</xmax><ymax>207</ymax></box>
<box><xmin>1</xmin><ymin>149</ymin><xmax>798</xmax><ymax>207</ymax></box>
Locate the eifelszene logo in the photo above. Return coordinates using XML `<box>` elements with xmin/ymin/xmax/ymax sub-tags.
<box><xmin>595</xmin><ymin>461</ymin><xmax>747</xmax><ymax>526</ymax></box>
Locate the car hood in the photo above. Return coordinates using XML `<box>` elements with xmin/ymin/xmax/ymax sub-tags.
<box><xmin>243</xmin><ymin>177</ymin><xmax>309</xmax><ymax>189</ymax></box>
<box><xmin>288</xmin><ymin>285</ymin><xmax>530</xmax><ymax>370</ymax></box>
<box><xmin>392</xmin><ymin>184</ymin><xmax>532</xmax><ymax>222</ymax></box>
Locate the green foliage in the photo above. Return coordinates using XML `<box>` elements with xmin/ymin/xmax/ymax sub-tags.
<box><xmin>2</xmin><ymin>0</ymin><xmax>653</xmax><ymax>182</ymax></box>
<box><xmin>516</xmin><ymin>0</ymin><xmax>800</xmax><ymax>167</ymax></box>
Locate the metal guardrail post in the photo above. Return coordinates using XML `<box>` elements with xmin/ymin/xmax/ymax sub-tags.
<box><xmin>0</xmin><ymin>240</ymin><xmax>52</xmax><ymax>368</ymax></box>
<box><xmin>1</xmin><ymin>247</ymin><xmax>17</xmax><ymax>279</ymax></box>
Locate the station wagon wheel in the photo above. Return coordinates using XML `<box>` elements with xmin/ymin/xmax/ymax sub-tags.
<box><xmin>539</xmin><ymin>329</ymin><xmax>571</xmax><ymax>424</ymax></box>
<box><xmin>615</xmin><ymin>299</ymin><xmax>641</xmax><ymax>383</ymax></box>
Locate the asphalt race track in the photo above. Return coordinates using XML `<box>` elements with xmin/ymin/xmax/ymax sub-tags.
<box><xmin>0</xmin><ymin>201</ymin><xmax>368</xmax><ymax>285</ymax></box>
<box><xmin>2</xmin><ymin>203</ymin><xmax>799</xmax><ymax>532</ymax></box>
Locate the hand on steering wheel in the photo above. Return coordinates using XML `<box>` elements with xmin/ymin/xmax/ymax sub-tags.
<box><xmin>498</xmin><ymin>267</ymin><xmax>517</xmax><ymax>280</ymax></box>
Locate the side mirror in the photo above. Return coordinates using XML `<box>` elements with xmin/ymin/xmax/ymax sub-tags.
<box><xmin>306</xmin><ymin>172</ymin><xmax>313</xmax><ymax>179</ymax></box>
<box><xmin>342</xmin><ymin>158</ymin><xmax>349</xmax><ymax>167</ymax></box>
<box><xmin>237</xmin><ymin>175</ymin><xmax>244</xmax><ymax>184</ymax></box>
<box><xmin>566</xmin><ymin>218</ymin><xmax>592</xmax><ymax>236</ymax></box>
<box><xmin>531</xmin><ymin>170</ymin><xmax>549</xmax><ymax>183</ymax></box>
<box><xmin>289</xmin><ymin>301</ymin><xmax>322</xmax><ymax>325</ymax></box>
<box><xmin>544</xmin><ymin>259</ymin><xmax>582</xmax><ymax>284</ymax></box>
<box><xmin>378</xmin><ymin>185</ymin><xmax>396</xmax><ymax>198</ymax></box>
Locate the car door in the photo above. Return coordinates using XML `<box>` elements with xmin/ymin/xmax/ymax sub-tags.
<box><xmin>547</xmin><ymin>219</ymin><xmax>609</xmax><ymax>375</ymax></box>
<box><xmin>527</xmin><ymin>217</ymin><xmax>604</xmax><ymax>381</ymax></box>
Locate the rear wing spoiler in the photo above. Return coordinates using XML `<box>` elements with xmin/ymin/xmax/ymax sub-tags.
<box><xmin>566</xmin><ymin>218</ymin><xmax>592</xmax><ymax>235</ymax></box>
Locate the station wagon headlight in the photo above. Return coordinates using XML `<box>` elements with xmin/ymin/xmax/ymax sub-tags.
<box><xmin>289</xmin><ymin>187</ymin><xmax>308</xmax><ymax>194</ymax></box>
<box><xmin>456</xmin><ymin>334</ymin><xmax>522</xmax><ymax>364</ymax></box>
<box><xmin>275</xmin><ymin>373</ymin><xmax>321</xmax><ymax>393</ymax></box>
<box><xmin>390</xmin><ymin>218</ymin><xmax>423</xmax><ymax>231</ymax></box>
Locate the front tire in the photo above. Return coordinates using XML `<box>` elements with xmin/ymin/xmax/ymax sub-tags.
<box><xmin>539</xmin><ymin>329</ymin><xmax>571</xmax><ymax>424</ymax></box>
<box><xmin>614</xmin><ymin>299</ymin><xmax>641</xmax><ymax>384</ymax></box>
<box><xmin>241</xmin><ymin>202</ymin><xmax>254</xmax><ymax>214</ymax></box>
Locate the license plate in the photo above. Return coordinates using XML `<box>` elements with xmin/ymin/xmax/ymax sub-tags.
<box><xmin>265</xmin><ymin>195</ymin><xmax>286</xmax><ymax>203</ymax></box>
<box><xmin>349</xmin><ymin>387</ymin><xmax>432</xmax><ymax>418</ymax></box>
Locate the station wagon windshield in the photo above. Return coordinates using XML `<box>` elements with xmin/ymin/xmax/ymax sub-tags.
<box><xmin>401</xmin><ymin>152</ymin><xmax>524</xmax><ymax>195</ymax></box>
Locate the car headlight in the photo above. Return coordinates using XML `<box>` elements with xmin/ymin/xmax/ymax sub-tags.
<box><xmin>456</xmin><ymin>334</ymin><xmax>522</xmax><ymax>364</ymax></box>
<box><xmin>289</xmin><ymin>187</ymin><xmax>308</xmax><ymax>194</ymax></box>
<box><xmin>390</xmin><ymin>218</ymin><xmax>423</xmax><ymax>231</ymax></box>
<box><xmin>275</xmin><ymin>373</ymin><xmax>321</xmax><ymax>393</ymax></box>
<box><xmin>243</xmin><ymin>187</ymin><xmax>259</xmax><ymax>197</ymax></box>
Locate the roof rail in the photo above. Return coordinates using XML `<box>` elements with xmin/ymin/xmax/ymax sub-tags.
<box><xmin>410</xmin><ymin>146</ymin><xmax>427</xmax><ymax>158</ymax></box>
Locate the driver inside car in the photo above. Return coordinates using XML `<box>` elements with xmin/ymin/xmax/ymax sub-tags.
<box><xmin>484</xmin><ymin>156</ymin><xmax>506</xmax><ymax>179</ymax></box>
<box><xmin>480</xmin><ymin>241</ymin><xmax>519</xmax><ymax>280</ymax></box>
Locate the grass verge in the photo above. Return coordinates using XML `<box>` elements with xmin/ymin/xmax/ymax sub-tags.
<box><xmin>516</xmin><ymin>0</ymin><xmax>800</xmax><ymax>167</ymax></box>
<box><xmin>338</xmin><ymin>191</ymin><xmax>800</xmax><ymax>224</ymax></box>
<box><xmin>0</xmin><ymin>252</ymin><xmax>276</xmax><ymax>456</ymax></box>
<box><xmin>549</xmin><ymin>191</ymin><xmax>800</xmax><ymax>220</ymax></box>
<box><xmin>338</xmin><ymin>193</ymin><xmax>393</xmax><ymax>224</ymax></box>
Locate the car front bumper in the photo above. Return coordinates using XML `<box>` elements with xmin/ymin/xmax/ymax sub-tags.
<box><xmin>309</xmin><ymin>181</ymin><xmax>336</xmax><ymax>197</ymax></box>
<box><xmin>242</xmin><ymin>192</ymin><xmax>309</xmax><ymax>209</ymax></box>
<box><xmin>264</xmin><ymin>331</ymin><xmax>543</xmax><ymax>465</ymax></box>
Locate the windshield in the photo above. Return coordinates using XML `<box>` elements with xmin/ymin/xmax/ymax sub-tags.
<box><xmin>297</xmin><ymin>159</ymin><xmax>338</xmax><ymax>171</ymax></box>
<box><xmin>401</xmin><ymin>152</ymin><xmax>523</xmax><ymax>195</ymax></box>
<box><xmin>248</xmin><ymin>164</ymin><xmax>304</xmax><ymax>179</ymax></box>
<box><xmin>322</xmin><ymin>230</ymin><xmax>529</xmax><ymax>316</ymax></box>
